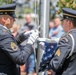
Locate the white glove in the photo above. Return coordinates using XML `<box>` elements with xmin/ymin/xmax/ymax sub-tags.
<box><xmin>27</xmin><ymin>30</ymin><xmax>39</xmax><ymax>44</ymax></box>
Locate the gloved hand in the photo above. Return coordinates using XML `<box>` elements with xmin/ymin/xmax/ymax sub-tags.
<box><xmin>17</xmin><ymin>30</ymin><xmax>36</xmax><ymax>44</ymax></box>
<box><xmin>27</xmin><ymin>30</ymin><xmax>39</xmax><ymax>44</ymax></box>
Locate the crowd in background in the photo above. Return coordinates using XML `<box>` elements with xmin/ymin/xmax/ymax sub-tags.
<box><xmin>49</xmin><ymin>17</ymin><xmax>64</xmax><ymax>40</ymax></box>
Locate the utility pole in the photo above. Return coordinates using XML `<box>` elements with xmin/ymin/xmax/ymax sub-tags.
<box><xmin>37</xmin><ymin>0</ymin><xmax>50</xmax><ymax>75</ymax></box>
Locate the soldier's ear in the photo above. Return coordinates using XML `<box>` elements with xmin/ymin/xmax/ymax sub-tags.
<box><xmin>67</xmin><ymin>20</ymin><xmax>71</xmax><ymax>25</ymax></box>
<box><xmin>69</xmin><ymin>20</ymin><xmax>73</xmax><ymax>26</ymax></box>
<box><xmin>2</xmin><ymin>17</ymin><xmax>6</xmax><ymax>23</ymax></box>
<box><xmin>68</xmin><ymin>20</ymin><xmax>74</xmax><ymax>28</ymax></box>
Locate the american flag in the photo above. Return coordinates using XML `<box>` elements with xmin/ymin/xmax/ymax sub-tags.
<box><xmin>39</xmin><ymin>41</ymin><xmax>58</xmax><ymax>72</ymax></box>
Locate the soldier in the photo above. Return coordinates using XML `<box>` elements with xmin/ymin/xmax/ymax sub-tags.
<box><xmin>47</xmin><ymin>8</ymin><xmax>76</xmax><ymax>75</ymax></box>
<box><xmin>0</xmin><ymin>3</ymin><xmax>39</xmax><ymax>75</ymax></box>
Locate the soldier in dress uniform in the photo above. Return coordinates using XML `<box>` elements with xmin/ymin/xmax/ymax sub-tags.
<box><xmin>0</xmin><ymin>3</ymin><xmax>39</xmax><ymax>75</ymax></box>
<box><xmin>46</xmin><ymin>8</ymin><xmax>76</xmax><ymax>75</ymax></box>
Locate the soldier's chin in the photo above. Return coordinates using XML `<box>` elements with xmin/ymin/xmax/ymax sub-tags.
<box><xmin>10</xmin><ymin>25</ymin><xmax>13</xmax><ymax>28</ymax></box>
<box><xmin>7</xmin><ymin>24</ymin><xmax>13</xmax><ymax>29</ymax></box>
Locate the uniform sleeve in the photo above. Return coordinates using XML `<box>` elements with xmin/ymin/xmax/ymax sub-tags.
<box><xmin>50</xmin><ymin>36</ymin><xmax>72</xmax><ymax>71</ymax></box>
<box><xmin>0</xmin><ymin>32</ymin><xmax>33</xmax><ymax>65</ymax></box>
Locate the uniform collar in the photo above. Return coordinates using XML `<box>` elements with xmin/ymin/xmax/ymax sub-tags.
<box><xmin>68</xmin><ymin>28</ymin><xmax>76</xmax><ymax>33</ymax></box>
<box><xmin>0</xmin><ymin>24</ymin><xmax>8</xmax><ymax>30</ymax></box>
<box><xmin>0</xmin><ymin>24</ymin><xmax>12</xmax><ymax>35</ymax></box>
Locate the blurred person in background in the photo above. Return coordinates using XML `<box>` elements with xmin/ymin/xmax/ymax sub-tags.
<box><xmin>49</xmin><ymin>21</ymin><xmax>54</xmax><ymax>29</ymax></box>
<box><xmin>19</xmin><ymin>14</ymin><xmax>37</xmax><ymax>75</ymax></box>
<box><xmin>49</xmin><ymin>17</ymin><xmax>64</xmax><ymax>40</ymax></box>
<box><xmin>49</xmin><ymin>21</ymin><xmax>55</xmax><ymax>38</ymax></box>
<box><xmin>19</xmin><ymin>14</ymin><xmax>37</xmax><ymax>34</ymax></box>
<box><xmin>11</xmin><ymin>24</ymin><xmax>26</xmax><ymax>74</ymax></box>
<box><xmin>11</xmin><ymin>23</ymin><xmax>19</xmax><ymax>37</ymax></box>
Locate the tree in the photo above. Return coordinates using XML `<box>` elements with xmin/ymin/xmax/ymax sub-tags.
<box><xmin>57</xmin><ymin>0</ymin><xmax>76</xmax><ymax>14</ymax></box>
<box><xmin>0</xmin><ymin>0</ymin><xmax>12</xmax><ymax>5</ymax></box>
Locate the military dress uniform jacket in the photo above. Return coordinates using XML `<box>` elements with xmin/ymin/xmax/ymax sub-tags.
<box><xmin>50</xmin><ymin>29</ymin><xmax>76</xmax><ymax>75</ymax></box>
<box><xmin>0</xmin><ymin>25</ymin><xmax>33</xmax><ymax>75</ymax></box>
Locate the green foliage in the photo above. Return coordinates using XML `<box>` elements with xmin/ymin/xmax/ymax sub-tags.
<box><xmin>18</xmin><ymin>15</ymin><xmax>23</xmax><ymax>19</ymax></box>
<box><xmin>24</xmin><ymin>7</ymin><xmax>33</xmax><ymax>14</ymax></box>
<box><xmin>57</xmin><ymin>0</ymin><xmax>76</xmax><ymax>14</ymax></box>
<box><xmin>0</xmin><ymin>0</ymin><xmax>12</xmax><ymax>5</ymax></box>
<box><xmin>8</xmin><ymin>0</ymin><xmax>12</xmax><ymax>4</ymax></box>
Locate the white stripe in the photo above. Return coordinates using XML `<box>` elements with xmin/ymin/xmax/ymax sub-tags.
<box><xmin>67</xmin><ymin>33</ymin><xmax>75</xmax><ymax>58</ymax></box>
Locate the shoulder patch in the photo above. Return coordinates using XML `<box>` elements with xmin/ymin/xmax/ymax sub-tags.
<box><xmin>55</xmin><ymin>48</ymin><xmax>61</xmax><ymax>57</ymax></box>
<box><xmin>11</xmin><ymin>42</ymin><xmax>18</xmax><ymax>51</ymax></box>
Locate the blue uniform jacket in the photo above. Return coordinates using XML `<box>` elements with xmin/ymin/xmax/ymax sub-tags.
<box><xmin>0</xmin><ymin>25</ymin><xmax>33</xmax><ymax>75</ymax></box>
<box><xmin>50</xmin><ymin>29</ymin><xmax>76</xmax><ymax>75</ymax></box>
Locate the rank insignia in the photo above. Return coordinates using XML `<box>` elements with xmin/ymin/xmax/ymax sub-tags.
<box><xmin>55</xmin><ymin>49</ymin><xmax>61</xmax><ymax>57</ymax></box>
